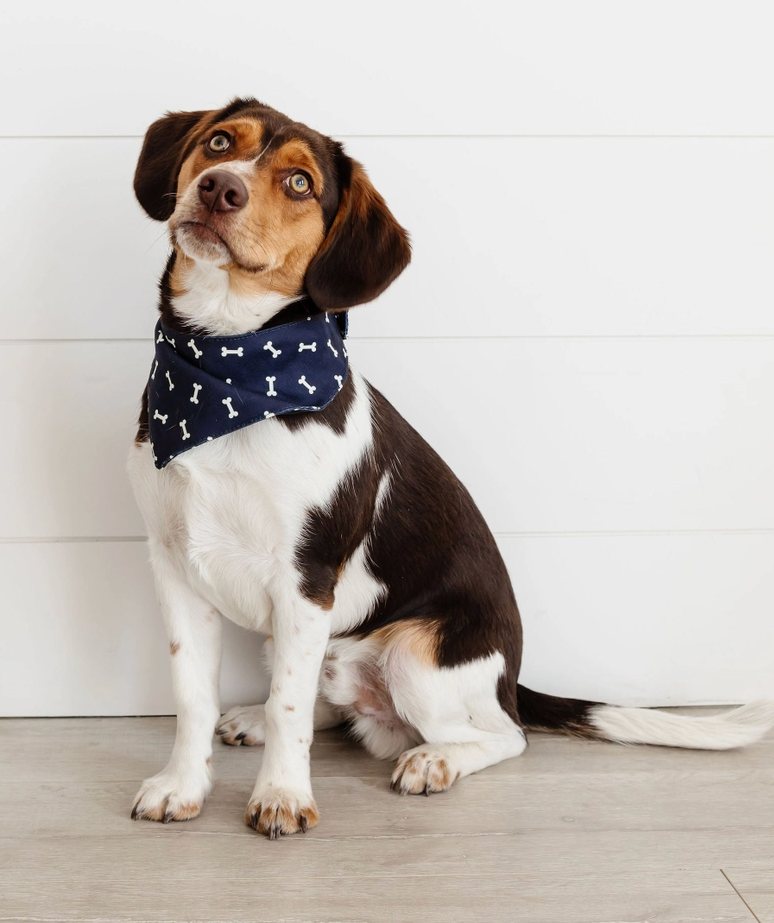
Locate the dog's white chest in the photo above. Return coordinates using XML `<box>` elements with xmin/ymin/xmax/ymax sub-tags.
<box><xmin>128</xmin><ymin>370</ymin><xmax>378</xmax><ymax>634</ymax></box>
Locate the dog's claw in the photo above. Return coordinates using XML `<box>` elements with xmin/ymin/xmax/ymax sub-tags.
<box><xmin>131</xmin><ymin>804</ymin><xmax>139</xmax><ymax>820</ymax></box>
<box><xmin>300</xmin><ymin>814</ymin><xmax>308</xmax><ymax>833</ymax></box>
<box><xmin>162</xmin><ymin>810</ymin><xmax>173</xmax><ymax>824</ymax></box>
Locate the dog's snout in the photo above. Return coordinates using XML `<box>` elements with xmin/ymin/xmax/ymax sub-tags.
<box><xmin>198</xmin><ymin>170</ymin><xmax>248</xmax><ymax>213</ymax></box>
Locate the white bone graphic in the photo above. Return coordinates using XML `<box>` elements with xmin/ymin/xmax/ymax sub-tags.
<box><xmin>298</xmin><ymin>375</ymin><xmax>316</xmax><ymax>394</ymax></box>
<box><xmin>264</xmin><ymin>411</ymin><xmax>275</xmax><ymax>419</ymax></box>
<box><xmin>298</xmin><ymin>342</ymin><xmax>317</xmax><ymax>352</ymax></box>
<box><xmin>327</xmin><ymin>339</ymin><xmax>338</xmax><ymax>358</ymax></box>
<box><xmin>166</xmin><ymin>371</ymin><xmax>174</xmax><ymax>390</ymax></box>
<box><xmin>151</xmin><ymin>360</ymin><xmax>158</xmax><ymax>379</ymax></box>
<box><xmin>187</xmin><ymin>339</ymin><xmax>203</xmax><ymax>359</ymax></box>
<box><xmin>222</xmin><ymin>397</ymin><xmax>239</xmax><ymax>418</ymax></box>
<box><xmin>190</xmin><ymin>383</ymin><xmax>202</xmax><ymax>404</ymax></box>
<box><xmin>266</xmin><ymin>376</ymin><xmax>277</xmax><ymax>397</ymax></box>
<box><xmin>156</xmin><ymin>330</ymin><xmax>164</xmax><ymax>344</ymax></box>
<box><xmin>342</xmin><ymin>344</ymin><xmax>348</xmax><ymax>358</ymax></box>
<box><xmin>179</xmin><ymin>419</ymin><xmax>190</xmax><ymax>441</ymax></box>
<box><xmin>153</xmin><ymin>409</ymin><xmax>168</xmax><ymax>424</ymax></box>
<box><xmin>325</xmin><ymin>313</ymin><xmax>331</xmax><ymax>323</ymax></box>
<box><xmin>334</xmin><ymin>374</ymin><xmax>343</xmax><ymax>391</ymax></box>
<box><xmin>165</xmin><ymin>335</ymin><xmax>177</xmax><ymax>350</ymax></box>
<box><xmin>221</xmin><ymin>346</ymin><xmax>244</xmax><ymax>357</ymax></box>
<box><xmin>263</xmin><ymin>341</ymin><xmax>281</xmax><ymax>358</ymax></box>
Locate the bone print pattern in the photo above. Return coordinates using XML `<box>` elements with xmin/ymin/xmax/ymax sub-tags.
<box><xmin>148</xmin><ymin>309</ymin><xmax>348</xmax><ymax>468</ymax></box>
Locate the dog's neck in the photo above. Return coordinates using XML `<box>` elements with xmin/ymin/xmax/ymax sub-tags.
<box><xmin>159</xmin><ymin>251</ymin><xmax>307</xmax><ymax>337</ymax></box>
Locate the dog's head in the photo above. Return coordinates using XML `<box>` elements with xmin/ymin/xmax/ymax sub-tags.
<box><xmin>134</xmin><ymin>97</ymin><xmax>411</xmax><ymax>317</ymax></box>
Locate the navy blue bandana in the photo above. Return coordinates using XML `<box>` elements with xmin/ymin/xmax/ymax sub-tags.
<box><xmin>147</xmin><ymin>309</ymin><xmax>349</xmax><ymax>468</ymax></box>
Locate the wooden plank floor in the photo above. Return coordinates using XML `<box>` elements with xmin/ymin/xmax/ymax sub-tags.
<box><xmin>0</xmin><ymin>710</ymin><xmax>771</xmax><ymax>923</ymax></box>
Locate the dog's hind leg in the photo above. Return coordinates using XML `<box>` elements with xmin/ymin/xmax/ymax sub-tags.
<box><xmin>379</xmin><ymin>621</ymin><xmax>527</xmax><ymax>795</ymax></box>
<box><xmin>217</xmin><ymin>698</ymin><xmax>344</xmax><ymax>746</ymax></box>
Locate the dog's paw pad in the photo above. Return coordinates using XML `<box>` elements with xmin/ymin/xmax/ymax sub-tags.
<box><xmin>216</xmin><ymin>704</ymin><xmax>266</xmax><ymax>746</ymax></box>
<box><xmin>245</xmin><ymin>791</ymin><xmax>319</xmax><ymax>839</ymax></box>
<box><xmin>391</xmin><ymin>746</ymin><xmax>458</xmax><ymax>795</ymax></box>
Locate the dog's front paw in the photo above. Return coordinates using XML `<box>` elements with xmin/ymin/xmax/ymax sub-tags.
<box><xmin>216</xmin><ymin>704</ymin><xmax>266</xmax><ymax>746</ymax></box>
<box><xmin>245</xmin><ymin>787</ymin><xmax>320</xmax><ymax>839</ymax></box>
<box><xmin>131</xmin><ymin>770</ymin><xmax>212</xmax><ymax>823</ymax></box>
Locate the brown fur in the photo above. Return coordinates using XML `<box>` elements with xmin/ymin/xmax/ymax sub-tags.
<box><xmin>372</xmin><ymin>618</ymin><xmax>441</xmax><ymax>667</ymax></box>
<box><xmin>245</xmin><ymin>794</ymin><xmax>320</xmax><ymax>839</ymax></box>
<box><xmin>169</xmin><ymin>641</ymin><xmax>180</xmax><ymax>656</ymax></box>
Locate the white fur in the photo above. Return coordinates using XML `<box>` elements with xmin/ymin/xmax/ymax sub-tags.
<box><xmin>590</xmin><ymin>701</ymin><xmax>774</xmax><ymax>750</ymax></box>
<box><xmin>170</xmin><ymin>259</ymin><xmax>299</xmax><ymax>335</ymax></box>
<box><xmin>129</xmin><ymin>348</ymin><xmax>395</xmax><ymax>822</ymax></box>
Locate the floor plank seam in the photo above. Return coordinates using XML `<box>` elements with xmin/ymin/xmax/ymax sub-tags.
<box><xmin>721</xmin><ymin>869</ymin><xmax>763</xmax><ymax>923</ymax></box>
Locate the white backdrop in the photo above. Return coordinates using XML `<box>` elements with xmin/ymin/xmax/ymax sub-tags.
<box><xmin>1</xmin><ymin>1</ymin><xmax>773</xmax><ymax>716</ymax></box>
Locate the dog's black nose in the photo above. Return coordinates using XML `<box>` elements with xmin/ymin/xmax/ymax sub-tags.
<box><xmin>198</xmin><ymin>170</ymin><xmax>248</xmax><ymax>212</ymax></box>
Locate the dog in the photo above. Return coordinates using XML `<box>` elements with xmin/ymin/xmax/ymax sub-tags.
<box><xmin>128</xmin><ymin>97</ymin><xmax>774</xmax><ymax>838</ymax></box>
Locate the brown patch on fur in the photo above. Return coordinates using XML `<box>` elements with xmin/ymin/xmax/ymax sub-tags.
<box><xmin>305</xmin><ymin>159</ymin><xmax>411</xmax><ymax>310</ymax></box>
<box><xmin>132</xmin><ymin>800</ymin><xmax>202</xmax><ymax>823</ymax></box>
<box><xmin>284</xmin><ymin>705</ymin><xmax>295</xmax><ymax>712</ymax></box>
<box><xmin>135</xmin><ymin>385</ymin><xmax>150</xmax><ymax>444</ymax></box>
<box><xmin>245</xmin><ymin>794</ymin><xmax>320</xmax><ymax>839</ymax></box>
<box><xmin>169</xmin><ymin>641</ymin><xmax>180</xmax><ymax>655</ymax></box>
<box><xmin>169</xmin><ymin>802</ymin><xmax>202</xmax><ymax>821</ymax></box>
<box><xmin>206</xmin><ymin>758</ymin><xmax>212</xmax><ymax>766</ymax></box>
<box><xmin>372</xmin><ymin>618</ymin><xmax>440</xmax><ymax>667</ymax></box>
<box><xmin>391</xmin><ymin>751</ymin><xmax>455</xmax><ymax>795</ymax></box>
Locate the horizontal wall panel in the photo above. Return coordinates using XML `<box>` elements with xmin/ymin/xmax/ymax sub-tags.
<box><xmin>514</xmin><ymin>533</ymin><xmax>774</xmax><ymax>705</ymax></box>
<box><xmin>2</xmin><ymin>533</ymin><xmax>772</xmax><ymax>716</ymax></box>
<box><xmin>3</xmin><ymin>2</ymin><xmax>774</xmax><ymax>136</ymax></box>
<box><xmin>0</xmin><ymin>542</ymin><xmax>269</xmax><ymax>717</ymax></box>
<box><xmin>1</xmin><ymin>338</ymin><xmax>773</xmax><ymax>537</ymax></box>
<box><xmin>5</xmin><ymin>137</ymin><xmax>774</xmax><ymax>339</ymax></box>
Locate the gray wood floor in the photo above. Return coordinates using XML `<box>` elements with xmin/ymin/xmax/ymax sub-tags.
<box><xmin>0</xmin><ymin>709</ymin><xmax>772</xmax><ymax>923</ymax></box>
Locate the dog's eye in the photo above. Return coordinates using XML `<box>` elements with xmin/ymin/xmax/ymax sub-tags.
<box><xmin>208</xmin><ymin>133</ymin><xmax>231</xmax><ymax>153</ymax></box>
<box><xmin>287</xmin><ymin>172</ymin><xmax>312</xmax><ymax>195</ymax></box>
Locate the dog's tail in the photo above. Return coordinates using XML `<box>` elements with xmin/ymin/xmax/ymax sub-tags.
<box><xmin>516</xmin><ymin>684</ymin><xmax>774</xmax><ymax>750</ymax></box>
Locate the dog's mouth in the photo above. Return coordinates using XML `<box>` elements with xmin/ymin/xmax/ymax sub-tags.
<box><xmin>176</xmin><ymin>220</ymin><xmax>228</xmax><ymax>247</ymax></box>
<box><xmin>174</xmin><ymin>220</ymin><xmax>267</xmax><ymax>274</ymax></box>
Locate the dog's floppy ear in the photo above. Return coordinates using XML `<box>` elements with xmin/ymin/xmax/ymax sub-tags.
<box><xmin>304</xmin><ymin>152</ymin><xmax>411</xmax><ymax>310</ymax></box>
<box><xmin>134</xmin><ymin>110</ymin><xmax>212</xmax><ymax>221</ymax></box>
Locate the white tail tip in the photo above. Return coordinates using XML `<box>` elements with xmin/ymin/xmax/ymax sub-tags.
<box><xmin>589</xmin><ymin>700</ymin><xmax>774</xmax><ymax>750</ymax></box>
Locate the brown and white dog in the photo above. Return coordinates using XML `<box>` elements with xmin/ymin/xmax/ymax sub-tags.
<box><xmin>128</xmin><ymin>97</ymin><xmax>774</xmax><ymax>838</ymax></box>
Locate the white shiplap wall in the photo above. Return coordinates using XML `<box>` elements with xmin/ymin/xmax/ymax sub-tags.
<box><xmin>2</xmin><ymin>1</ymin><xmax>773</xmax><ymax>716</ymax></box>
